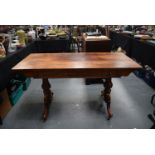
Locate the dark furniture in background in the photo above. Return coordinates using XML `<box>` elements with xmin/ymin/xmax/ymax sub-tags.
<box><xmin>110</xmin><ymin>31</ymin><xmax>155</xmax><ymax>70</ymax></box>
<box><xmin>0</xmin><ymin>42</ymin><xmax>36</xmax><ymax>92</ymax></box>
<box><xmin>110</xmin><ymin>31</ymin><xmax>155</xmax><ymax>89</ymax></box>
<box><xmin>110</xmin><ymin>31</ymin><xmax>133</xmax><ymax>57</ymax></box>
<box><xmin>83</xmin><ymin>39</ymin><xmax>111</xmax><ymax>52</ymax></box>
<box><xmin>131</xmin><ymin>39</ymin><xmax>155</xmax><ymax>70</ymax></box>
<box><xmin>34</xmin><ymin>39</ymin><xmax>71</xmax><ymax>53</ymax></box>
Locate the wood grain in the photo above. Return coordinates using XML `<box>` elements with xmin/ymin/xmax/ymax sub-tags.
<box><xmin>12</xmin><ymin>52</ymin><xmax>142</xmax><ymax>78</ymax></box>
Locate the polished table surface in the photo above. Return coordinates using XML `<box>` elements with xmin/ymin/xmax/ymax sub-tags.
<box><xmin>12</xmin><ymin>52</ymin><xmax>142</xmax><ymax>120</ymax></box>
<box><xmin>13</xmin><ymin>52</ymin><xmax>141</xmax><ymax>77</ymax></box>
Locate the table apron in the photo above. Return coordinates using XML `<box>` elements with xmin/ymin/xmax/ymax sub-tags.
<box><xmin>13</xmin><ymin>69</ymin><xmax>135</xmax><ymax>78</ymax></box>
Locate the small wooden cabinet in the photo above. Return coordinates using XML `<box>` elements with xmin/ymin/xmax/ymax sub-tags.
<box><xmin>82</xmin><ymin>35</ymin><xmax>111</xmax><ymax>52</ymax></box>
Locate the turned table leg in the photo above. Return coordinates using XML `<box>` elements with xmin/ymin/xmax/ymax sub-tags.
<box><xmin>42</xmin><ymin>78</ymin><xmax>53</xmax><ymax>121</ymax></box>
<box><xmin>101</xmin><ymin>78</ymin><xmax>113</xmax><ymax>120</ymax></box>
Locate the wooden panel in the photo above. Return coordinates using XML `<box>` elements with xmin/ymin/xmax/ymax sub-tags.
<box><xmin>12</xmin><ymin>52</ymin><xmax>142</xmax><ymax>78</ymax></box>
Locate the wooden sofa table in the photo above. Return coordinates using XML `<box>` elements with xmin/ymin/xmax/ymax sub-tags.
<box><xmin>12</xmin><ymin>52</ymin><xmax>141</xmax><ymax>121</ymax></box>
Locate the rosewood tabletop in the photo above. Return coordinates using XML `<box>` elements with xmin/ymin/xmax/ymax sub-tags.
<box><xmin>12</xmin><ymin>52</ymin><xmax>141</xmax><ymax>78</ymax></box>
<box><xmin>12</xmin><ymin>52</ymin><xmax>142</xmax><ymax>120</ymax></box>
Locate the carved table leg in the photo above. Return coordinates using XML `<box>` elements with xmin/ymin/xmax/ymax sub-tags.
<box><xmin>42</xmin><ymin>78</ymin><xmax>53</xmax><ymax>121</ymax></box>
<box><xmin>101</xmin><ymin>78</ymin><xmax>113</xmax><ymax>120</ymax></box>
